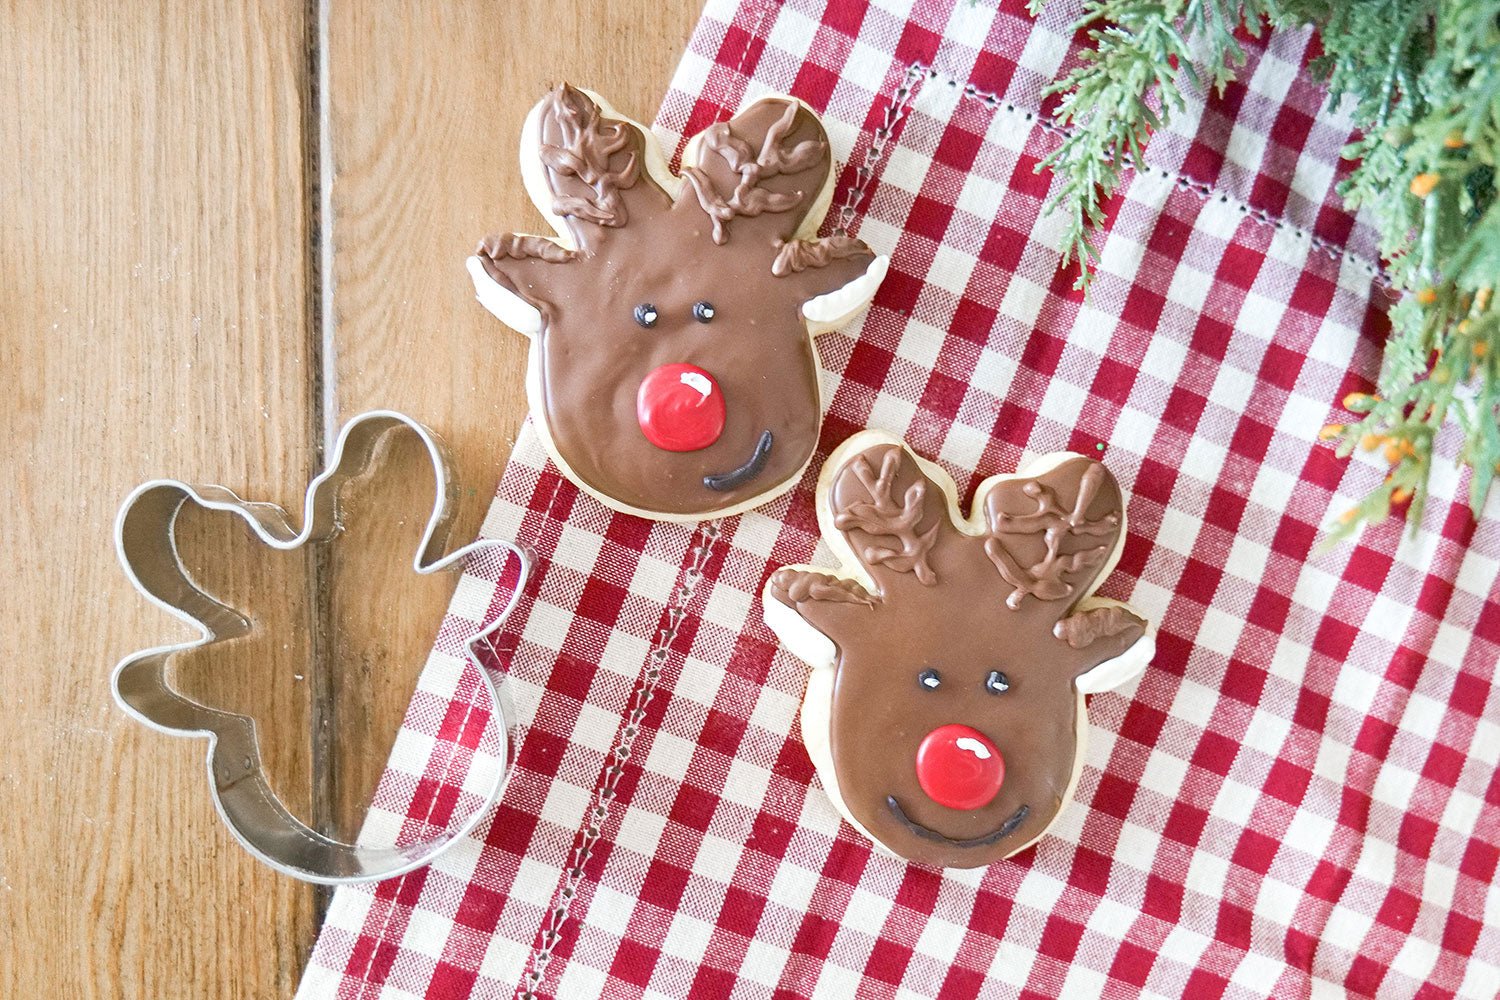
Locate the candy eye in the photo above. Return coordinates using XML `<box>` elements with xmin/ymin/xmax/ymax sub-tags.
<box><xmin>634</xmin><ymin>303</ymin><xmax>659</xmax><ymax>328</ymax></box>
<box><xmin>692</xmin><ymin>301</ymin><xmax>716</xmax><ymax>323</ymax></box>
<box><xmin>985</xmin><ymin>670</ymin><xmax>1010</xmax><ymax>695</ymax></box>
<box><xmin>918</xmin><ymin>668</ymin><xmax>941</xmax><ymax>691</ymax></box>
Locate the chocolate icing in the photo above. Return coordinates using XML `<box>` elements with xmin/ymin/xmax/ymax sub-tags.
<box><xmin>479</xmin><ymin>232</ymin><xmax>579</xmax><ymax>263</ymax></box>
<box><xmin>1054</xmin><ymin>603</ymin><xmax>1146</xmax><ymax>649</ymax></box>
<box><xmin>769</xmin><ymin>567</ymin><xmax>878</xmax><ymax>607</ymax></box>
<box><xmin>772</xmin><ymin>443</ymin><xmax>1146</xmax><ymax>868</ymax></box>
<box><xmin>772</xmin><ymin>235</ymin><xmax>869</xmax><ymax>277</ymax></box>
<box><xmin>682</xmin><ymin>100</ymin><xmax>826</xmax><ymax>245</ymax></box>
<box><xmin>537</xmin><ymin>85</ymin><xmax>640</xmax><ymax>226</ymax></box>
<box><xmin>476</xmin><ymin>85</ymin><xmax>875</xmax><ymax>516</ymax></box>
<box><xmin>984</xmin><ymin>463</ymin><xmax>1117</xmax><ymax>609</ymax></box>
<box><xmin>831</xmin><ymin>449</ymin><xmax>940</xmax><ymax>586</ymax></box>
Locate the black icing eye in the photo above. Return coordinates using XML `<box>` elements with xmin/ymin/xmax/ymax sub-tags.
<box><xmin>633</xmin><ymin>303</ymin><xmax>659</xmax><ymax>328</ymax></box>
<box><xmin>985</xmin><ymin>670</ymin><xmax>1011</xmax><ymax>695</ymax></box>
<box><xmin>918</xmin><ymin>668</ymin><xmax>941</xmax><ymax>691</ymax></box>
<box><xmin>692</xmin><ymin>301</ymin><xmax>716</xmax><ymax>323</ymax></box>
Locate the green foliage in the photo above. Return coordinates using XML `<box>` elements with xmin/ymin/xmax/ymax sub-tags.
<box><xmin>1031</xmin><ymin>0</ymin><xmax>1500</xmax><ymax>537</ymax></box>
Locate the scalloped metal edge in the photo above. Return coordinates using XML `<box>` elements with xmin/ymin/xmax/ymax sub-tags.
<box><xmin>111</xmin><ymin>410</ymin><xmax>532</xmax><ymax>884</ymax></box>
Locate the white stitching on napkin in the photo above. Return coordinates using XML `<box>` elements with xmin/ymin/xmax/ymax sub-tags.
<box><xmin>518</xmin><ymin>521</ymin><xmax>722</xmax><ymax>1000</ymax></box>
<box><xmin>833</xmin><ymin>61</ymin><xmax>926</xmax><ymax>238</ymax></box>
<box><xmin>923</xmin><ymin>65</ymin><xmax>1384</xmax><ymax>283</ymax></box>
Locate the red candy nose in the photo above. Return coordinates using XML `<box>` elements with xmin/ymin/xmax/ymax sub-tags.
<box><xmin>636</xmin><ymin>363</ymin><xmax>726</xmax><ymax>452</ymax></box>
<box><xmin>915</xmin><ymin>724</ymin><xmax>1005</xmax><ymax>811</ymax></box>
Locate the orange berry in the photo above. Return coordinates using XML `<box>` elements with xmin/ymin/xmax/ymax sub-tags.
<box><xmin>1416</xmin><ymin>287</ymin><xmax>1438</xmax><ymax>305</ymax></box>
<box><xmin>1392</xmin><ymin>487</ymin><xmax>1413</xmax><ymax>504</ymax></box>
<box><xmin>1475</xmin><ymin>341</ymin><xmax>1488</xmax><ymax>359</ymax></box>
<box><xmin>1444</xmin><ymin>131</ymin><xmax>1467</xmax><ymax>148</ymax></box>
<box><xmin>1410</xmin><ymin>173</ymin><xmax>1440</xmax><ymax>197</ymax></box>
<box><xmin>1339</xmin><ymin>509</ymin><xmax>1359</xmax><ymax>524</ymax></box>
<box><xmin>1343</xmin><ymin>392</ymin><xmax>1376</xmax><ymax>410</ymax></box>
<box><xmin>1319</xmin><ymin>423</ymin><xmax>1344</xmax><ymax>441</ymax></box>
<box><xmin>1400</xmin><ymin>439</ymin><xmax>1416</xmax><ymax>456</ymax></box>
<box><xmin>1384</xmin><ymin>442</ymin><xmax>1403</xmax><ymax>463</ymax></box>
<box><xmin>1361</xmin><ymin>433</ymin><xmax>1381</xmax><ymax>451</ymax></box>
<box><xmin>1477</xmin><ymin>288</ymin><xmax>1492</xmax><ymax>310</ymax></box>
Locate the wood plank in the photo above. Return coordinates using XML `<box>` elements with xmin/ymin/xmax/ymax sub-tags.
<box><xmin>322</xmin><ymin>0</ymin><xmax>702</xmax><ymax>837</ymax></box>
<box><xmin>0</xmin><ymin>2</ymin><xmax>319</xmax><ymax>996</ymax></box>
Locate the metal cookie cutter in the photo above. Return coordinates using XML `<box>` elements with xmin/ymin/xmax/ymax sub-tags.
<box><xmin>112</xmin><ymin>410</ymin><xmax>532</xmax><ymax>884</ymax></box>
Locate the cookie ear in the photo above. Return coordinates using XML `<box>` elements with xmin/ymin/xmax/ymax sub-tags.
<box><xmin>1069</xmin><ymin>601</ymin><xmax>1154</xmax><ymax>692</ymax></box>
<box><xmin>466</xmin><ymin>248</ymin><xmax>551</xmax><ymax>336</ymax></box>
<box><xmin>980</xmin><ymin>457</ymin><xmax>1126</xmax><ymax>613</ymax></box>
<box><xmin>774</xmin><ymin>240</ymin><xmax>889</xmax><ymax>334</ymax></box>
<box><xmin>763</xmin><ymin>567</ymin><xmax>876</xmax><ymax>672</ymax></box>
<box><xmin>679</xmin><ymin>97</ymin><xmax>835</xmax><ymax>247</ymax></box>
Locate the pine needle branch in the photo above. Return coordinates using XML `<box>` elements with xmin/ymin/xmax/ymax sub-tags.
<box><xmin>1035</xmin><ymin>1</ymin><xmax>1280</xmax><ymax>291</ymax></box>
<box><xmin>1030</xmin><ymin>0</ymin><xmax>1500</xmax><ymax>536</ymax></box>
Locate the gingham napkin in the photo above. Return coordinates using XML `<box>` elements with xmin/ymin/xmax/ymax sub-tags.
<box><xmin>298</xmin><ymin>2</ymin><xmax>1500</xmax><ymax>997</ymax></box>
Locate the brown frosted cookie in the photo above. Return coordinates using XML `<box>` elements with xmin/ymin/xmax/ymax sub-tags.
<box><xmin>469</xmin><ymin>85</ymin><xmax>888</xmax><ymax>521</ymax></box>
<box><xmin>762</xmin><ymin>431</ymin><xmax>1155</xmax><ymax>868</ymax></box>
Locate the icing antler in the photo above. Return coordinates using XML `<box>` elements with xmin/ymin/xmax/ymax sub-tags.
<box><xmin>772</xmin><ymin>234</ymin><xmax>869</xmax><ymax>277</ymax></box>
<box><xmin>478</xmin><ymin>232</ymin><xmax>579</xmax><ymax>264</ymax></box>
<box><xmin>768</xmin><ymin>567</ymin><xmax>877</xmax><ymax>607</ymax></box>
<box><xmin>832</xmin><ymin>447</ymin><xmax>940</xmax><ymax>586</ymax></box>
<box><xmin>1054</xmin><ymin>603</ymin><xmax>1144</xmax><ymax>650</ymax></box>
<box><xmin>982</xmin><ymin>464</ymin><xmax>1119</xmax><ymax>610</ymax></box>
<box><xmin>476</xmin><ymin>84</ymin><xmax>665</xmax><ymax>272</ymax></box>
<box><xmin>539</xmin><ymin>84</ymin><xmax>641</xmax><ymax>227</ymax></box>
<box><xmin>684</xmin><ymin>100</ymin><xmax>828</xmax><ymax>245</ymax></box>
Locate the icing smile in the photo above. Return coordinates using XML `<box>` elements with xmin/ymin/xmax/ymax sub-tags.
<box><xmin>703</xmin><ymin>430</ymin><xmax>773</xmax><ymax>491</ymax></box>
<box><xmin>886</xmin><ymin>796</ymin><xmax>1031</xmax><ymax>849</ymax></box>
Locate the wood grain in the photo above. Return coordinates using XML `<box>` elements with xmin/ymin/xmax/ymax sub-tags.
<box><xmin>322</xmin><ymin>0</ymin><xmax>700</xmax><ymax>839</ymax></box>
<box><xmin>1</xmin><ymin>1</ymin><xmax>701</xmax><ymax>995</ymax></box>
<box><xmin>0</xmin><ymin>2</ymin><xmax>317</xmax><ymax>997</ymax></box>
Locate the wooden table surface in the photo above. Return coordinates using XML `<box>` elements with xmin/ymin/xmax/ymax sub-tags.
<box><xmin>0</xmin><ymin>2</ymin><xmax>701</xmax><ymax>994</ymax></box>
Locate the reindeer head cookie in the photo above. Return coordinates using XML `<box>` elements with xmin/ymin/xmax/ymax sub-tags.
<box><xmin>468</xmin><ymin>85</ymin><xmax>888</xmax><ymax>521</ymax></box>
<box><xmin>762</xmin><ymin>432</ymin><xmax>1155</xmax><ymax>868</ymax></box>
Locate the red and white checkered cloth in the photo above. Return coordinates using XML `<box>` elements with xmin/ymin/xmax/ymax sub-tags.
<box><xmin>298</xmin><ymin>2</ymin><xmax>1500</xmax><ymax>997</ymax></box>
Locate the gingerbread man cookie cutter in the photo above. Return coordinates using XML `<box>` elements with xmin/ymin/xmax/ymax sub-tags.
<box><xmin>112</xmin><ymin>410</ymin><xmax>532</xmax><ymax>884</ymax></box>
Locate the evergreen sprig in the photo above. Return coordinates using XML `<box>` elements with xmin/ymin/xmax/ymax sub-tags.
<box><xmin>1032</xmin><ymin>0</ymin><xmax>1500</xmax><ymax>538</ymax></box>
